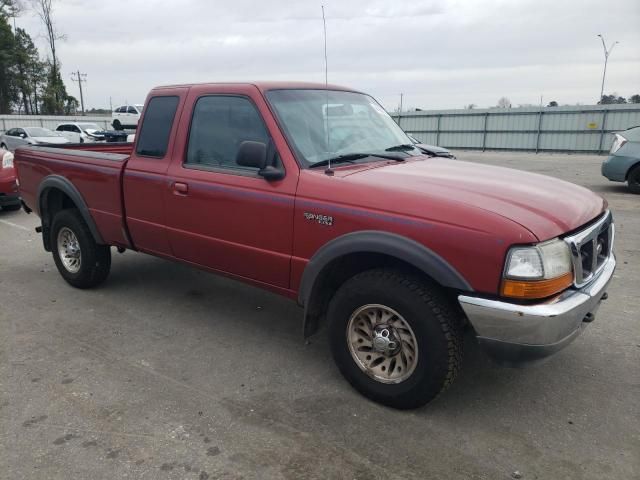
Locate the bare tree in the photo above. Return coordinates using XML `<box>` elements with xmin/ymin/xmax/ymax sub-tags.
<box><xmin>497</xmin><ymin>97</ymin><xmax>512</xmax><ymax>108</ymax></box>
<box><xmin>32</xmin><ymin>0</ymin><xmax>63</xmax><ymax>71</ymax></box>
<box><xmin>32</xmin><ymin>0</ymin><xmax>67</xmax><ymax>112</ymax></box>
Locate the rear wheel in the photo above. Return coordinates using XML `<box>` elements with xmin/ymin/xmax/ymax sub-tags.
<box><xmin>51</xmin><ymin>209</ymin><xmax>111</xmax><ymax>288</ymax></box>
<box><xmin>0</xmin><ymin>143</ymin><xmax>7</xmax><ymax>150</ymax></box>
<box><xmin>628</xmin><ymin>165</ymin><xmax>640</xmax><ymax>194</ymax></box>
<box><xmin>327</xmin><ymin>268</ymin><xmax>463</xmax><ymax>409</ymax></box>
<box><xmin>112</xmin><ymin>120</ymin><xmax>122</xmax><ymax>131</ymax></box>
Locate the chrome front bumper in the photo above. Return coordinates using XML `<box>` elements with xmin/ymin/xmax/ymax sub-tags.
<box><xmin>459</xmin><ymin>255</ymin><xmax>616</xmax><ymax>365</ymax></box>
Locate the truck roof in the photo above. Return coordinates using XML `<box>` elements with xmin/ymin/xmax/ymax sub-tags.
<box><xmin>150</xmin><ymin>81</ymin><xmax>361</xmax><ymax>94</ymax></box>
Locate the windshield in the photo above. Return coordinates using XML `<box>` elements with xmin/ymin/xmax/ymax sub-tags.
<box><xmin>78</xmin><ymin>123</ymin><xmax>100</xmax><ymax>131</ymax></box>
<box><xmin>25</xmin><ymin>127</ymin><xmax>58</xmax><ymax>137</ymax></box>
<box><xmin>266</xmin><ymin>89</ymin><xmax>418</xmax><ymax>167</ymax></box>
<box><xmin>135</xmin><ymin>104</ymin><xmax>144</xmax><ymax>112</ymax></box>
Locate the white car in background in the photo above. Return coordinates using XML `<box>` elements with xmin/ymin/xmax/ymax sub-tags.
<box><xmin>55</xmin><ymin>122</ymin><xmax>106</xmax><ymax>143</ymax></box>
<box><xmin>0</xmin><ymin>127</ymin><xmax>70</xmax><ymax>151</ymax></box>
<box><xmin>111</xmin><ymin>104</ymin><xmax>144</xmax><ymax>130</ymax></box>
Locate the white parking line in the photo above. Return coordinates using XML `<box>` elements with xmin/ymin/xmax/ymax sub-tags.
<box><xmin>0</xmin><ymin>219</ymin><xmax>31</xmax><ymax>232</ymax></box>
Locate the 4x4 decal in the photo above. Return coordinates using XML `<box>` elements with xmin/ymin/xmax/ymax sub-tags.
<box><xmin>303</xmin><ymin>212</ymin><xmax>334</xmax><ymax>226</ymax></box>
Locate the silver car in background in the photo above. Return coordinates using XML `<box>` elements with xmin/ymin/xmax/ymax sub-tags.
<box><xmin>602</xmin><ymin>126</ymin><xmax>640</xmax><ymax>194</ymax></box>
<box><xmin>0</xmin><ymin>127</ymin><xmax>70</xmax><ymax>151</ymax></box>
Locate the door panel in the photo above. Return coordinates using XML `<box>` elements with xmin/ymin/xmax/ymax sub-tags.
<box><xmin>165</xmin><ymin>175</ymin><xmax>295</xmax><ymax>286</ymax></box>
<box><xmin>164</xmin><ymin>86</ymin><xmax>299</xmax><ymax>289</ymax></box>
<box><xmin>123</xmin><ymin>92</ymin><xmax>186</xmax><ymax>255</ymax></box>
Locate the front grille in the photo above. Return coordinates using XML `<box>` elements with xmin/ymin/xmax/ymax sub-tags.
<box><xmin>564</xmin><ymin>211</ymin><xmax>614</xmax><ymax>287</ymax></box>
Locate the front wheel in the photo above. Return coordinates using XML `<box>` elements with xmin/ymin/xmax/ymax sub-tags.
<box><xmin>628</xmin><ymin>165</ymin><xmax>640</xmax><ymax>194</ymax></box>
<box><xmin>328</xmin><ymin>269</ymin><xmax>463</xmax><ymax>409</ymax></box>
<box><xmin>51</xmin><ymin>209</ymin><xmax>111</xmax><ymax>288</ymax></box>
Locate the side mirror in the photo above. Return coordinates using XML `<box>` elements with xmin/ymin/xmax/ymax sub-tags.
<box><xmin>259</xmin><ymin>165</ymin><xmax>285</xmax><ymax>181</ymax></box>
<box><xmin>19</xmin><ymin>133</ymin><xmax>26</xmax><ymax>138</ymax></box>
<box><xmin>236</xmin><ymin>141</ymin><xmax>267</xmax><ymax>169</ymax></box>
<box><xmin>236</xmin><ymin>140</ymin><xmax>285</xmax><ymax>181</ymax></box>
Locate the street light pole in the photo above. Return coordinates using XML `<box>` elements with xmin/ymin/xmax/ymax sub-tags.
<box><xmin>597</xmin><ymin>34</ymin><xmax>619</xmax><ymax>103</ymax></box>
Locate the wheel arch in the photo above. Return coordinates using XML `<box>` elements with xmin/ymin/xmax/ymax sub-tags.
<box><xmin>37</xmin><ymin>175</ymin><xmax>104</xmax><ymax>251</ymax></box>
<box><xmin>625</xmin><ymin>160</ymin><xmax>640</xmax><ymax>180</ymax></box>
<box><xmin>298</xmin><ymin>230</ymin><xmax>472</xmax><ymax>337</ymax></box>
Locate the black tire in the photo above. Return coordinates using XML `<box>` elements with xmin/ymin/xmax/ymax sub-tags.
<box><xmin>112</xmin><ymin>120</ymin><xmax>122</xmax><ymax>131</ymax></box>
<box><xmin>50</xmin><ymin>209</ymin><xmax>111</xmax><ymax>288</ymax></box>
<box><xmin>327</xmin><ymin>269</ymin><xmax>463</xmax><ymax>409</ymax></box>
<box><xmin>2</xmin><ymin>203</ymin><xmax>21</xmax><ymax>211</ymax></box>
<box><xmin>628</xmin><ymin>165</ymin><xmax>640</xmax><ymax>194</ymax></box>
<box><xmin>0</xmin><ymin>143</ymin><xmax>7</xmax><ymax>150</ymax></box>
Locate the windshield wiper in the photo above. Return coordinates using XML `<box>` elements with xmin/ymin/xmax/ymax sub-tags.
<box><xmin>385</xmin><ymin>144</ymin><xmax>417</xmax><ymax>152</ymax></box>
<box><xmin>308</xmin><ymin>152</ymin><xmax>405</xmax><ymax>169</ymax></box>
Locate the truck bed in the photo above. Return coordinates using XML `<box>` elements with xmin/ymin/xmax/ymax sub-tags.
<box><xmin>15</xmin><ymin>143</ymin><xmax>133</xmax><ymax>247</ymax></box>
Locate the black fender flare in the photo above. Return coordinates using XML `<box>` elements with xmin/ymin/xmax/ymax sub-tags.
<box><xmin>298</xmin><ymin>230</ymin><xmax>473</xmax><ymax>335</ymax></box>
<box><xmin>37</xmin><ymin>175</ymin><xmax>105</xmax><ymax>250</ymax></box>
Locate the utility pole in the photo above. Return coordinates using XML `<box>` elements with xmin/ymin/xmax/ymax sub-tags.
<box><xmin>597</xmin><ymin>34</ymin><xmax>619</xmax><ymax>103</ymax></box>
<box><xmin>399</xmin><ymin>93</ymin><xmax>404</xmax><ymax>114</ymax></box>
<box><xmin>71</xmin><ymin>71</ymin><xmax>88</xmax><ymax>115</ymax></box>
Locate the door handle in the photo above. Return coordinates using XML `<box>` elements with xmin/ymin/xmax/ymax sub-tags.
<box><xmin>172</xmin><ymin>182</ymin><xmax>189</xmax><ymax>195</ymax></box>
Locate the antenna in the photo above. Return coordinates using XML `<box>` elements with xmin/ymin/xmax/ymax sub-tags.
<box><xmin>321</xmin><ymin>5</ymin><xmax>333</xmax><ymax>176</ymax></box>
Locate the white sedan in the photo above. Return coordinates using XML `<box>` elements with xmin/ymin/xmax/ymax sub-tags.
<box><xmin>55</xmin><ymin>122</ymin><xmax>106</xmax><ymax>143</ymax></box>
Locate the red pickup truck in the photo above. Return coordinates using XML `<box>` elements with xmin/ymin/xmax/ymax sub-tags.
<box><xmin>1</xmin><ymin>150</ymin><xmax>21</xmax><ymax>211</ymax></box>
<box><xmin>14</xmin><ymin>82</ymin><xmax>615</xmax><ymax>409</ymax></box>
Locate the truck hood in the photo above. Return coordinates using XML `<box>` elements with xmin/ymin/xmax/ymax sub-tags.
<box><xmin>347</xmin><ymin>158</ymin><xmax>606</xmax><ymax>240</ymax></box>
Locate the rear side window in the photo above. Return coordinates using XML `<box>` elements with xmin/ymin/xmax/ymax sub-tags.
<box><xmin>135</xmin><ymin>96</ymin><xmax>179</xmax><ymax>158</ymax></box>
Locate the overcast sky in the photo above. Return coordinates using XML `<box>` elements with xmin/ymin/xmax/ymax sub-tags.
<box><xmin>13</xmin><ymin>0</ymin><xmax>640</xmax><ymax>111</ymax></box>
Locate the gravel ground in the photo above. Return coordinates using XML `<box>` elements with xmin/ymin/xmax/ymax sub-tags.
<box><xmin>0</xmin><ymin>151</ymin><xmax>638</xmax><ymax>479</ymax></box>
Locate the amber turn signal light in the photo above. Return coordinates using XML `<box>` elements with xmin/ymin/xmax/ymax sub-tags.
<box><xmin>501</xmin><ymin>272</ymin><xmax>573</xmax><ymax>299</ymax></box>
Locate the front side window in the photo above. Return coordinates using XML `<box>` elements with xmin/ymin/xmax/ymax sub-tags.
<box><xmin>266</xmin><ymin>89</ymin><xmax>417</xmax><ymax>167</ymax></box>
<box><xmin>135</xmin><ymin>96</ymin><xmax>179</xmax><ymax>158</ymax></box>
<box><xmin>127</xmin><ymin>106</ymin><xmax>138</xmax><ymax>114</ymax></box>
<box><xmin>185</xmin><ymin>96</ymin><xmax>269</xmax><ymax>173</ymax></box>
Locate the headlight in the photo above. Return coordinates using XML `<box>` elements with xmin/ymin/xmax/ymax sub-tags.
<box><xmin>502</xmin><ymin>239</ymin><xmax>573</xmax><ymax>299</ymax></box>
<box><xmin>610</xmin><ymin>133</ymin><xmax>627</xmax><ymax>154</ymax></box>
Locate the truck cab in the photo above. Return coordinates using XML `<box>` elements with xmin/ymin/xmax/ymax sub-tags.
<box><xmin>14</xmin><ymin>82</ymin><xmax>616</xmax><ymax>409</ymax></box>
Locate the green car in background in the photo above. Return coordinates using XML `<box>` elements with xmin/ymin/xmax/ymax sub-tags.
<box><xmin>602</xmin><ymin>126</ymin><xmax>640</xmax><ymax>194</ymax></box>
